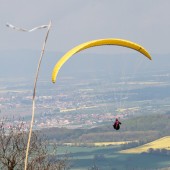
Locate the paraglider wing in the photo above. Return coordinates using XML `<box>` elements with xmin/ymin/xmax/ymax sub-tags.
<box><xmin>52</xmin><ymin>38</ymin><xmax>152</xmax><ymax>83</ymax></box>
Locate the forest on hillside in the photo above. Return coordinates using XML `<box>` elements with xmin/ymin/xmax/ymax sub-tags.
<box><xmin>40</xmin><ymin>113</ymin><xmax>170</xmax><ymax>145</ymax></box>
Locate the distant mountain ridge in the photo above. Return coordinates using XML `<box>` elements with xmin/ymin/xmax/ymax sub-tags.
<box><xmin>1</xmin><ymin>50</ymin><xmax>170</xmax><ymax>80</ymax></box>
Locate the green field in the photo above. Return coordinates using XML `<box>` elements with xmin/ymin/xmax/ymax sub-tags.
<box><xmin>57</xmin><ymin>145</ymin><xmax>170</xmax><ymax>170</ymax></box>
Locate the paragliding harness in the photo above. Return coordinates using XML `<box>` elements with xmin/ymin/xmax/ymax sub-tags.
<box><xmin>113</xmin><ymin>119</ymin><xmax>121</xmax><ymax>130</ymax></box>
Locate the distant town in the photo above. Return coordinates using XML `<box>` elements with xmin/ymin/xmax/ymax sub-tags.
<box><xmin>1</xmin><ymin>70</ymin><xmax>170</xmax><ymax>130</ymax></box>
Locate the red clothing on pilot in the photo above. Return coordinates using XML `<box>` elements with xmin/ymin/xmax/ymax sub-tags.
<box><xmin>113</xmin><ymin>118</ymin><xmax>121</xmax><ymax>130</ymax></box>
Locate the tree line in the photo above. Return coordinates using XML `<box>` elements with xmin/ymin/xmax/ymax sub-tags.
<box><xmin>40</xmin><ymin>113</ymin><xmax>170</xmax><ymax>144</ymax></box>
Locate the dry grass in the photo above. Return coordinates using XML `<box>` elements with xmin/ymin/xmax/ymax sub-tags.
<box><xmin>93</xmin><ymin>141</ymin><xmax>137</xmax><ymax>146</ymax></box>
<box><xmin>63</xmin><ymin>140</ymin><xmax>137</xmax><ymax>146</ymax></box>
<box><xmin>120</xmin><ymin>136</ymin><xmax>170</xmax><ymax>154</ymax></box>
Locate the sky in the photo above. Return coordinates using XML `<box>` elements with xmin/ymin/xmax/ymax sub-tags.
<box><xmin>1</xmin><ymin>0</ymin><xmax>170</xmax><ymax>55</ymax></box>
<box><xmin>1</xmin><ymin>0</ymin><xmax>170</xmax><ymax>80</ymax></box>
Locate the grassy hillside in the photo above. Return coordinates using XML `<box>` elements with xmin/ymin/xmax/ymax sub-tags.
<box><xmin>120</xmin><ymin>136</ymin><xmax>170</xmax><ymax>154</ymax></box>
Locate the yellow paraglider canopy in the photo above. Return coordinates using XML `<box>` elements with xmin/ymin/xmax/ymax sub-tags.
<box><xmin>52</xmin><ymin>38</ymin><xmax>152</xmax><ymax>83</ymax></box>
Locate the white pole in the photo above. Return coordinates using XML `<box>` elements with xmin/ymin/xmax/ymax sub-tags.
<box><xmin>6</xmin><ymin>21</ymin><xmax>52</xmax><ymax>170</ymax></box>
